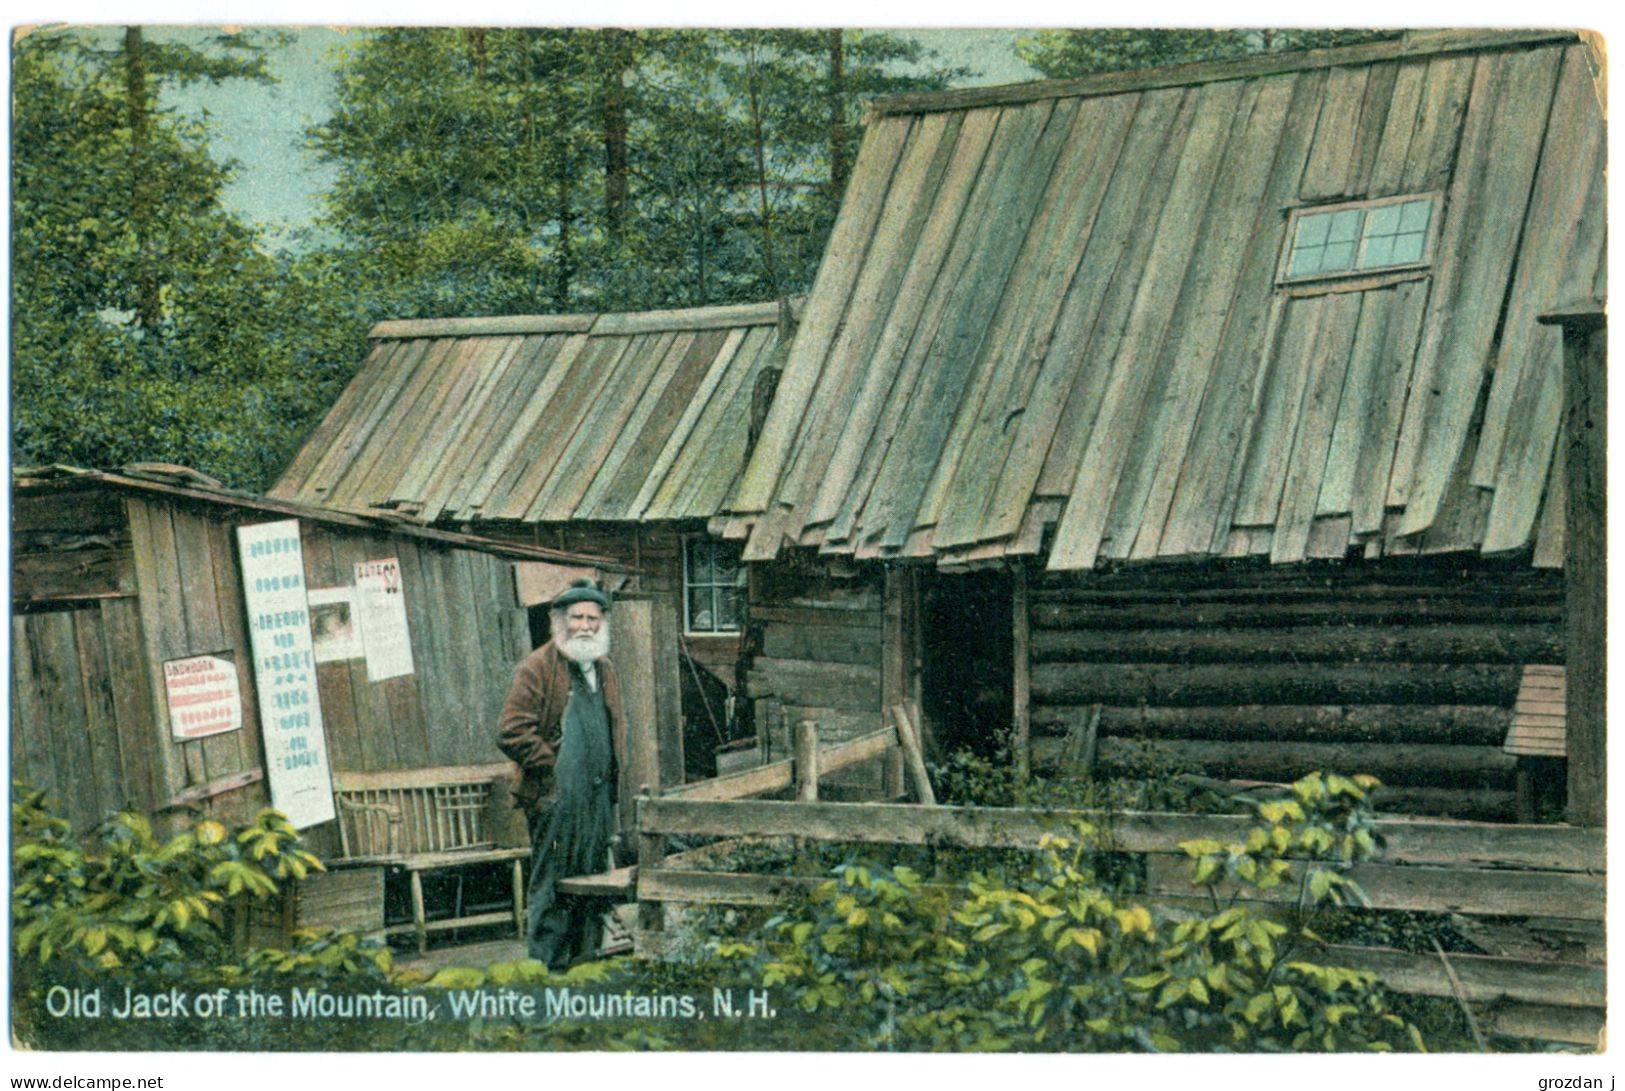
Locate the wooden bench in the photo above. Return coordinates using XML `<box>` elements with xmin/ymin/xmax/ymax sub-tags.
<box><xmin>331</xmin><ymin>763</ymin><xmax>528</xmax><ymax>955</ymax></box>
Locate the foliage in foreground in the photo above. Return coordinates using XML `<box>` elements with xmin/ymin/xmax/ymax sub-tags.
<box><xmin>12</xmin><ymin>772</ymin><xmax>1444</xmax><ymax>1052</ymax></box>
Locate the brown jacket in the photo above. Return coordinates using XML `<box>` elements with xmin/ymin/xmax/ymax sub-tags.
<box><xmin>496</xmin><ymin>642</ymin><xmax>627</xmax><ymax>813</ymax></box>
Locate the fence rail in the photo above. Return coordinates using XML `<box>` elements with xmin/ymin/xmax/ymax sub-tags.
<box><xmin>632</xmin><ymin>795</ymin><xmax>1605</xmax><ymax>1047</ymax></box>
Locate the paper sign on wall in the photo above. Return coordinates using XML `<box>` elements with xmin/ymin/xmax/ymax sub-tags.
<box><xmin>307</xmin><ymin>586</ymin><xmax>364</xmax><ymax>663</ymax></box>
<box><xmin>354</xmin><ymin>557</ymin><xmax>415</xmax><ymax>682</ymax></box>
<box><xmin>163</xmin><ymin>654</ymin><xmax>243</xmax><ymax>741</ymax></box>
<box><xmin>237</xmin><ymin>519</ymin><xmax>335</xmax><ymax>829</ymax></box>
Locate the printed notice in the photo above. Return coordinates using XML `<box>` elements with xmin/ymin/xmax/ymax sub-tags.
<box><xmin>354</xmin><ymin>557</ymin><xmax>414</xmax><ymax>682</ymax></box>
<box><xmin>162</xmin><ymin>654</ymin><xmax>243</xmax><ymax>741</ymax></box>
<box><xmin>237</xmin><ymin>519</ymin><xmax>335</xmax><ymax>829</ymax></box>
<box><xmin>307</xmin><ymin>585</ymin><xmax>364</xmax><ymax>663</ymax></box>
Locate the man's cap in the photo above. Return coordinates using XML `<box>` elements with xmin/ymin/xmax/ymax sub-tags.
<box><xmin>554</xmin><ymin>578</ymin><xmax>610</xmax><ymax>611</ymax></box>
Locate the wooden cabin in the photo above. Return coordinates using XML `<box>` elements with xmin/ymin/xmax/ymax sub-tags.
<box><xmin>9</xmin><ymin>464</ymin><xmax>617</xmax><ymax>849</ymax></box>
<box><xmin>269</xmin><ymin>302</ymin><xmax>797</xmax><ymax>777</ymax></box>
<box><xmin>716</xmin><ymin>31</ymin><xmax>1605</xmax><ymax>823</ymax></box>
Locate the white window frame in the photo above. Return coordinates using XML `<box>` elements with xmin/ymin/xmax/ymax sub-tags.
<box><xmin>682</xmin><ymin>536</ymin><xmax>746</xmax><ymax>636</ymax></box>
<box><xmin>1277</xmin><ymin>192</ymin><xmax>1444</xmax><ymax>288</ymax></box>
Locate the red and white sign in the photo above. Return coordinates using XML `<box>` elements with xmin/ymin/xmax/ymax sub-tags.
<box><xmin>163</xmin><ymin>654</ymin><xmax>243</xmax><ymax>741</ymax></box>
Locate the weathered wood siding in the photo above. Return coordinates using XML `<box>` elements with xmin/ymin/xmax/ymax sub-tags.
<box><xmin>744</xmin><ymin>564</ymin><xmax>885</xmax><ymax>772</ymax></box>
<box><xmin>11</xmin><ymin>488</ymin><xmax>535</xmax><ymax>837</ymax></box>
<box><xmin>1028</xmin><ymin>558</ymin><xmax>1563</xmax><ymax>820</ymax></box>
<box><xmin>722</xmin><ymin>35</ymin><xmax>1602</xmax><ymax>573</ymax></box>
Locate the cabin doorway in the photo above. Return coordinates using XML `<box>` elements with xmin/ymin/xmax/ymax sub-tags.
<box><xmin>919</xmin><ymin>570</ymin><xmax>1013</xmax><ymax>759</ymax></box>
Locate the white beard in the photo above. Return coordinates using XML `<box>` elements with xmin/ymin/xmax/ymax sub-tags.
<box><xmin>556</xmin><ymin>619</ymin><xmax>611</xmax><ymax>665</ymax></box>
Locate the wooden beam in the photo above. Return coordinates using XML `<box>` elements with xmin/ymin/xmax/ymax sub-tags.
<box><xmin>795</xmin><ymin>720</ymin><xmax>819</xmax><ymax>801</ymax></box>
<box><xmin>637</xmin><ymin>799</ymin><xmax>1603</xmax><ymax>870</ymax></box>
<box><xmin>870</xmin><ymin>32</ymin><xmax>1572</xmax><ymax>118</ymax></box>
<box><xmin>370</xmin><ymin>314</ymin><xmax>596</xmax><ymax>339</ymax></box>
<box><xmin>891</xmin><ymin>704</ymin><xmax>936</xmax><ymax>805</ymax></box>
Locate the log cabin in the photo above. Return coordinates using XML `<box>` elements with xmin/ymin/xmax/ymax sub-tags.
<box><xmin>269</xmin><ymin>301</ymin><xmax>799</xmax><ymax>777</ymax></box>
<box><xmin>714</xmin><ymin>30</ymin><xmax>1606</xmax><ymax>823</ymax></box>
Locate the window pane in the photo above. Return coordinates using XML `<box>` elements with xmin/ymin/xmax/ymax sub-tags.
<box><xmin>1361</xmin><ymin>234</ymin><xmax>1395</xmax><ymax>267</ymax></box>
<box><xmin>1364</xmin><ymin>202</ymin><xmax>1402</xmax><ymax>237</ymax></box>
<box><xmin>1398</xmin><ymin>199</ymin><xmax>1432</xmax><ymax>233</ymax></box>
<box><xmin>717</xmin><ymin>587</ymin><xmax>742</xmax><ymax>630</ymax></box>
<box><xmin>1328</xmin><ymin>209</ymin><xmax>1363</xmax><ymax>243</ymax></box>
<box><xmin>688</xmin><ymin>541</ymin><xmax>713</xmax><ymax>583</ymax></box>
<box><xmin>712</xmin><ymin>547</ymin><xmax>737</xmax><ymax>584</ymax></box>
<box><xmin>688</xmin><ymin>589</ymin><xmax>714</xmax><ymax>632</ymax></box>
<box><xmin>1321</xmin><ymin>241</ymin><xmax>1356</xmax><ymax>272</ymax></box>
<box><xmin>1290</xmin><ymin>245</ymin><xmax>1324</xmax><ymax>277</ymax></box>
<box><xmin>1390</xmin><ymin>230</ymin><xmax>1427</xmax><ymax>264</ymax></box>
<box><xmin>1295</xmin><ymin>213</ymin><xmax>1331</xmax><ymax>247</ymax></box>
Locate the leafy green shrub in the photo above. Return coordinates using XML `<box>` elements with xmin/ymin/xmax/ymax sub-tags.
<box><xmin>719</xmin><ymin>771</ymin><xmax>1427</xmax><ymax>1052</ymax></box>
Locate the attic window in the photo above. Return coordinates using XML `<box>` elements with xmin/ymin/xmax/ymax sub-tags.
<box><xmin>1280</xmin><ymin>195</ymin><xmax>1439</xmax><ymax>284</ymax></box>
<box><xmin>684</xmin><ymin>537</ymin><xmax>745</xmax><ymax>634</ymax></box>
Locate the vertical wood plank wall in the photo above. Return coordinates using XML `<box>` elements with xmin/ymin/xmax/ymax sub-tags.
<box><xmin>11</xmin><ymin>489</ymin><xmax>534</xmax><ymax>835</ymax></box>
<box><xmin>1027</xmin><ymin>558</ymin><xmax>1564</xmax><ymax>821</ymax></box>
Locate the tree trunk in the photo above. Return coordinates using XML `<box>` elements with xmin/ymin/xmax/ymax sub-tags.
<box><xmin>601</xmin><ymin>29</ymin><xmax>631</xmax><ymax>245</ymax></box>
<box><xmin>744</xmin><ymin>46</ymin><xmax>781</xmax><ymax>298</ymax></box>
<box><xmin>124</xmin><ymin>26</ymin><xmax>161</xmax><ymax>332</ymax></box>
<box><xmin>826</xmin><ymin>29</ymin><xmax>849</xmax><ymax>204</ymax></box>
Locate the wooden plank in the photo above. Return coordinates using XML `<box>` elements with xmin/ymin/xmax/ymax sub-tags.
<box><xmin>432</xmin><ymin>335</ymin><xmax>561</xmax><ymax>520</ymax></box>
<box><xmin>1348</xmin><ymin>282</ymin><xmax>1431</xmax><ymax>535</ymax></box>
<box><xmin>11</xmin><ymin>617</ymin><xmax>51</xmax><ymax>800</ymax></box>
<box><xmin>316</xmin><ymin>339</ymin><xmax>444</xmax><ymax>508</ymax></box>
<box><xmin>1227</xmin><ymin>298</ymin><xmax>1327</xmax><ymax>529</ymax></box>
<box><xmin>1472</xmin><ymin>48</ymin><xmax>1603</xmax><ymax>492</ymax></box>
<box><xmin>1298</xmin><ymin>63</ymin><xmax>1371</xmax><ymax>201</ymax></box>
<box><xmin>1120</xmin><ymin>75</ymin><xmax>1298</xmax><ymax>561</ymax></box>
<box><xmin>202</xmin><ymin>513</ymin><xmax>264</xmax><ymax>805</ymax></box>
<box><xmin>169</xmin><ymin>506</ymin><xmax>242</xmax><ymax>793</ymax></box>
<box><xmin>1011</xmin><ymin>565</ymin><xmax>1031</xmax><ymax>780</ymax></box>
<box><xmin>735</xmin><ymin>115</ymin><xmax>915</xmax><ymax>518</ymax></box>
<box><xmin>861</xmin><ymin>100</ymin><xmax>1065</xmax><ymax>551</ymax></box>
<box><xmin>11</xmin><ymin>548</ymin><xmax>136</xmax><ymax>602</ymax></box>
<box><xmin>1032</xmin><ymin>703</ymin><xmax>1511</xmax><ymax>747</ymax></box>
<box><xmin>370</xmin><ymin>314</ymin><xmax>595</xmax><ymax>339</ymax></box>
<box><xmin>646</xmin><ymin>328</ymin><xmax>766</xmax><ymax>520</ymax></box>
<box><xmin>1317</xmin><ymin>289</ymin><xmax>1398</xmax><ymax>517</ymax></box>
<box><xmin>811</xmin><ymin>111</ymin><xmax>1001</xmax><ymax>552</ymax></box>
<box><xmin>389</xmin><ymin>335</ymin><xmax>516</xmax><ymax>510</ymax></box>
<box><xmin>1343</xmin><ymin>59</ymin><xmax>1400</xmax><ymax>197</ymax></box>
<box><xmin>337</xmin><ymin>533</ymin><xmax>404</xmax><ymax>770</ymax></box>
<box><xmin>71</xmin><ymin>605</ymin><xmax>126</xmax><ymax>819</ymax></box>
<box><xmin>1050</xmin><ymin>81</ymin><xmax>1251</xmax><ymax>569</ymax></box>
<box><xmin>270</xmin><ymin>340</ymin><xmax>398</xmax><ymax>500</ymax></box>
<box><xmin>302</xmin><ymin>532</ymin><xmax>363</xmax><ymax>774</ymax></box>
<box><xmin>1392</xmin><ymin>46</ymin><xmax>1564</xmax><ymax>532</ymax></box>
<box><xmin>32</xmin><ymin>609</ymin><xmax>99</xmax><ymax>825</ymax></box>
<box><xmin>612</xmin><ymin>327</ymin><xmax>747</xmax><ymax>519</ymax></box>
<box><xmin>1481</xmin><ymin>328</ymin><xmax>1563</xmax><ymax>553</ymax></box>
<box><xmin>1480</xmin><ymin>1002</ymin><xmax>1604</xmax><ymax>1047</ymax></box>
<box><xmin>1030</xmin><ymin>621</ymin><xmax>1561</xmax><ymax>665</ymax></box>
<box><xmin>1272</xmin><ymin>292</ymin><xmax>1364</xmax><ymax>562</ymax></box>
<box><xmin>639</xmin><ymin>799</ymin><xmax>1603</xmax><ymax>871</ymax></box>
<box><xmin>99</xmin><ymin>598</ymin><xmax>161</xmax><ymax>813</ymax></box>
<box><xmin>1144</xmin><ymin>855</ymin><xmax>1599</xmax><ymax>919</ymax></box>
<box><xmin>869</xmin><ymin>32</ymin><xmax>1570</xmax><ymax>117</ymax></box>
<box><xmin>458</xmin><ymin>334</ymin><xmax>580</xmax><ymax>515</ymax></box>
<box><xmin>411</xmin><ymin>335</ymin><xmax>530</xmax><ymax>520</ymax></box>
<box><xmin>590</xmin><ymin>301</ymin><xmax>783</xmax><ymax>335</ymax></box>
<box><xmin>800</xmin><ymin>111</ymin><xmax>972</xmax><ymax>532</ymax></box>
<box><xmin>331</xmin><ymin>762</ymin><xmax>513</xmax><ymax>792</ymax></box>
<box><xmin>125</xmin><ymin>498</ymin><xmax>200</xmax><ymax>797</ymax></box>
<box><xmin>1094</xmin><ymin>736</ymin><xmax>1514</xmax><ymax>789</ymax></box>
<box><xmin>1154</xmin><ymin>70</ymin><xmax>1327</xmax><ymax>557</ymax></box>
<box><xmin>1031</xmin><ymin>660</ymin><xmax>1521</xmax><ymax>707</ymax></box>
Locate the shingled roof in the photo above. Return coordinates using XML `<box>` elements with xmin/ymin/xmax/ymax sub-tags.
<box><xmin>718</xmin><ymin>31</ymin><xmax>1604</xmax><ymax>571</ymax></box>
<box><xmin>271</xmin><ymin>302</ymin><xmax>793</xmax><ymax>525</ymax></box>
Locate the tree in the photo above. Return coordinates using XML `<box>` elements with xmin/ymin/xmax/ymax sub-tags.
<box><xmin>1016</xmin><ymin>28</ymin><xmax>1399</xmax><ymax>80</ymax></box>
<box><xmin>307</xmin><ymin>28</ymin><xmax>970</xmax><ymax>318</ymax></box>
<box><xmin>11</xmin><ymin>26</ymin><xmax>349</xmax><ymax>489</ymax></box>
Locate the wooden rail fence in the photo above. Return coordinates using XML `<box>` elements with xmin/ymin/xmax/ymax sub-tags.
<box><xmin>633</xmin><ymin>793</ymin><xmax>1605</xmax><ymax>1048</ymax></box>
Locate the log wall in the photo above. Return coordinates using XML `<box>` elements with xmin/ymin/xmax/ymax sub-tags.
<box><xmin>743</xmin><ymin>559</ymin><xmax>885</xmax><ymax>780</ymax></box>
<box><xmin>1029</xmin><ymin>558</ymin><xmax>1564</xmax><ymax>821</ymax></box>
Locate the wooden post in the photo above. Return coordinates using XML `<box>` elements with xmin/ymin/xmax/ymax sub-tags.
<box><xmin>1011</xmin><ymin>563</ymin><xmax>1031</xmax><ymax>781</ymax></box>
<box><xmin>883</xmin><ymin>742</ymin><xmax>905</xmax><ymax>800</ymax></box>
<box><xmin>635</xmin><ymin>789</ymin><xmax>665</xmax><ymax>944</ymax></box>
<box><xmin>891</xmin><ymin>703</ymin><xmax>936</xmax><ymax>805</ymax></box>
<box><xmin>1542</xmin><ymin>307</ymin><xmax>1605</xmax><ymax>826</ymax></box>
<box><xmin>795</xmin><ymin>719</ymin><xmax>820</xmax><ymax>800</ymax></box>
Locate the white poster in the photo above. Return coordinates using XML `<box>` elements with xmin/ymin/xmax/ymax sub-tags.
<box><xmin>354</xmin><ymin>557</ymin><xmax>415</xmax><ymax>682</ymax></box>
<box><xmin>163</xmin><ymin>654</ymin><xmax>243</xmax><ymax>741</ymax></box>
<box><xmin>237</xmin><ymin>519</ymin><xmax>335</xmax><ymax>829</ymax></box>
<box><xmin>307</xmin><ymin>585</ymin><xmax>364</xmax><ymax>663</ymax></box>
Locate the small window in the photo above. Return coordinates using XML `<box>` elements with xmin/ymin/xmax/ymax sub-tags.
<box><xmin>1281</xmin><ymin>195</ymin><xmax>1439</xmax><ymax>283</ymax></box>
<box><xmin>684</xmin><ymin>538</ymin><xmax>746</xmax><ymax>634</ymax></box>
